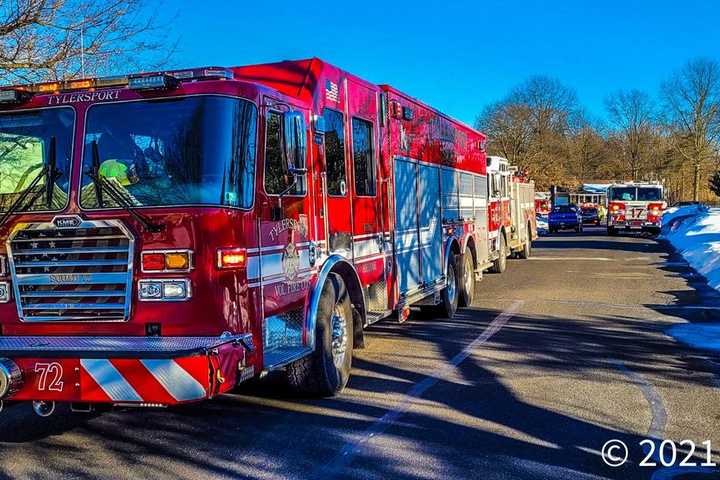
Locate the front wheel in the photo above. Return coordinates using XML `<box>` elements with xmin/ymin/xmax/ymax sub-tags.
<box><xmin>458</xmin><ymin>251</ymin><xmax>475</xmax><ymax>307</ymax></box>
<box><xmin>283</xmin><ymin>274</ymin><xmax>353</xmax><ymax>396</ymax></box>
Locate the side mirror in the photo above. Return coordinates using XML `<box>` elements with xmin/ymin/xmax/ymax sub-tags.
<box><xmin>283</xmin><ymin>111</ymin><xmax>307</xmax><ymax>176</ymax></box>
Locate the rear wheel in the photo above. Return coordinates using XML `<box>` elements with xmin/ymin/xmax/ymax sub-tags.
<box><xmin>434</xmin><ymin>256</ymin><xmax>459</xmax><ymax>318</ymax></box>
<box><xmin>458</xmin><ymin>251</ymin><xmax>475</xmax><ymax>307</ymax></box>
<box><xmin>491</xmin><ymin>234</ymin><xmax>507</xmax><ymax>273</ymax></box>
<box><xmin>284</xmin><ymin>274</ymin><xmax>353</xmax><ymax>396</ymax></box>
<box><xmin>607</xmin><ymin>227</ymin><xmax>617</xmax><ymax>236</ymax></box>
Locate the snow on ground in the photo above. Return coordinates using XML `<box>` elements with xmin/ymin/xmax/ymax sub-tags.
<box><xmin>662</xmin><ymin>205</ymin><xmax>720</xmax><ymax>353</ymax></box>
<box><xmin>661</xmin><ymin>205</ymin><xmax>720</xmax><ymax>292</ymax></box>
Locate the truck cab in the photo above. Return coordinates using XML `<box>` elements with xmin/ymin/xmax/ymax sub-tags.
<box><xmin>607</xmin><ymin>182</ymin><xmax>665</xmax><ymax>235</ymax></box>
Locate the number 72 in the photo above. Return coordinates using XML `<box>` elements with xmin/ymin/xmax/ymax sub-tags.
<box><xmin>34</xmin><ymin>362</ymin><xmax>64</xmax><ymax>392</ymax></box>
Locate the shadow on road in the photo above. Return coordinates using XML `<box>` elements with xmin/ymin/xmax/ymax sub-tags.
<box><xmin>0</xmin><ymin>235</ymin><xmax>718</xmax><ymax>480</ymax></box>
<box><xmin>1</xmin><ymin>305</ymin><xmax>709</xmax><ymax>480</ymax></box>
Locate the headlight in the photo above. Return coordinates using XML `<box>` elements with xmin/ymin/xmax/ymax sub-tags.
<box><xmin>138</xmin><ymin>279</ymin><xmax>191</xmax><ymax>302</ymax></box>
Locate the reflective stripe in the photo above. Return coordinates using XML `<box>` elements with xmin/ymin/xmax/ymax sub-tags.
<box><xmin>140</xmin><ymin>359</ymin><xmax>206</xmax><ymax>402</ymax></box>
<box><xmin>81</xmin><ymin>359</ymin><xmax>142</xmax><ymax>402</ymax></box>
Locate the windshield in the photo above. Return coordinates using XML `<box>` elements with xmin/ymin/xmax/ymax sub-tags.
<box><xmin>637</xmin><ymin>188</ymin><xmax>662</xmax><ymax>201</ymax></box>
<box><xmin>0</xmin><ymin>108</ymin><xmax>73</xmax><ymax>212</ymax></box>
<box><xmin>80</xmin><ymin>96</ymin><xmax>257</xmax><ymax>209</ymax></box>
<box><xmin>609</xmin><ymin>187</ymin><xmax>636</xmax><ymax>201</ymax></box>
<box><xmin>553</xmin><ymin>205</ymin><xmax>577</xmax><ymax>213</ymax></box>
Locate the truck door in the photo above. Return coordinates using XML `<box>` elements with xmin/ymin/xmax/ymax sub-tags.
<box><xmin>347</xmin><ymin>79</ymin><xmax>384</xmax><ymax>288</ymax></box>
<box><xmin>320</xmin><ymin>100</ymin><xmax>353</xmax><ymax>257</ymax></box>
<box><xmin>257</xmin><ymin>97</ymin><xmax>314</xmax><ymax>369</ymax></box>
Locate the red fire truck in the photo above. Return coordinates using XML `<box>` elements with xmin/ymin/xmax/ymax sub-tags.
<box><xmin>486</xmin><ymin>156</ymin><xmax>536</xmax><ymax>273</ymax></box>
<box><xmin>0</xmin><ymin>58</ymin><xmax>533</xmax><ymax>416</ymax></box>
<box><xmin>606</xmin><ymin>182</ymin><xmax>665</xmax><ymax>235</ymax></box>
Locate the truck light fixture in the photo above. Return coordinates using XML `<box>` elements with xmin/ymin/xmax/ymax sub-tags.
<box><xmin>609</xmin><ymin>202</ymin><xmax>625</xmax><ymax>213</ymax></box>
<box><xmin>128</xmin><ymin>74</ymin><xmax>178</xmax><ymax>91</ymax></box>
<box><xmin>0</xmin><ymin>358</ymin><xmax>22</xmax><ymax>399</ymax></box>
<box><xmin>0</xmin><ymin>282</ymin><xmax>9</xmax><ymax>303</ymax></box>
<box><xmin>163</xmin><ymin>281</ymin><xmax>190</xmax><ymax>299</ymax></box>
<box><xmin>141</xmin><ymin>250</ymin><xmax>193</xmax><ymax>273</ymax></box>
<box><xmin>648</xmin><ymin>203</ymin><xmax>664</xmax><ymax>216</ymax></box>
<box><xmin>95</xmin><ymin>75</ymin><xmax>129</xmax><ymax>88</ymax></box>
<box><xmin>217</xmin><ymin>248</ymin><xmax>246</xmax><ymax>270</ymax></box>
<box><xmin>0</xmin><ymin>255</ymin><xmax>6</xmax><ymax>277</ymax></box>
<box><xmin>35</xmin><ymin>82</ymin><xmax>60</xmax><ymax>94</ymax></box>
<box><xmin>0</xmin><ymin>89</ymin><xmax>31</xmax><ymax>104</ymax></box>
<box><xmin>138</xmin><ymin>279</ymin><xmax>191</xmax><ymax>302</ymax></box>
<box><xmin>66</xmin><ymin>79</ymin><xmax>94</xmax><ymax>90</ymax></box>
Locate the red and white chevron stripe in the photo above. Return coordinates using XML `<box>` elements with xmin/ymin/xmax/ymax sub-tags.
<box><xmin>80</xmin><ymin>358</ymin><xmax>209</xmax><ymax>404</ymax></box>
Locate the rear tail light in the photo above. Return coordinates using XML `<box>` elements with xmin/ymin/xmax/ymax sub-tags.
<box><xmin>0</xmin><ymin>255</ymin><xmax>6</xmax><ymax>277</ymax></box>
<box><xmin>141</xmin><ymin>250</ymin><xmax>193</xmax><ymax>273</ymax></box>
<box><xmin>217</xmin><ymin>248</ymin><xmax>247</xmax><ymax>270</ymax></box>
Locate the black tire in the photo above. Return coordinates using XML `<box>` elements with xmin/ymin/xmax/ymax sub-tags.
<box><xmin>491</xmin><ymin>234</ymin><xmax>507</xmax><ymax>273</ymax></box>
<box><xmin>434</xmin><ymin>256</ymin><xmax>459</xmax><ymax>318</ymax></box>
<box><xmin>518</xmin><ymin>237</ymin><xmax>531</xmax><ymax>259</ymax></box>
<box><xmin>458</xmin><ymin>251</ymin><xmax>475</xmax><ymax>307</ymax></box>
<box><xmin>283</xmin><ymin>274</ymin><xmax>353</xmax><ymax>396</ymax></box>
<box><xmin>607</xmin><ymin>227</ymin><xmax>617</xmax><ymax>236</ymax></box>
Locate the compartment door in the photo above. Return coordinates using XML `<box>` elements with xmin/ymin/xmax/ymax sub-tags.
<box><xmin>418</xmin><ymin>163</ymin><xmax>442</xmax><ymax>285</ymax></box>
<box><xmin>394</xmin><ymin>157</ymin><xmax>420</xmax><ymax>295</ymax></box>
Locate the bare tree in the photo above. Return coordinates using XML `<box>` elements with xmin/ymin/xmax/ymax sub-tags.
<box><xmin>567</xmin><ymin>116</ymin><xmax>607</xmax><ymax>185</ymax></box>
<box><xmin>604</xmin><ymin>89</ymin><xmax>658</xmax><ymax>181</ymax></box>
<box><xmin>661</xmin><ymin>58</ymin><xmax>720</xmax><ymax>200</ymax></box>
<box><xmin>0</xmin><ymin>0</ymin><xmax>174</xmax><ymax>83</ymax></box>
<box><xmin>476</xmin><ymin>101</ymin><xmax>534</xmax><ymax>166</ymax></box>
<box><xmin>476</xmin><ymin>75</ymin><xmax>581</xmax><ymax>190</ymax></box>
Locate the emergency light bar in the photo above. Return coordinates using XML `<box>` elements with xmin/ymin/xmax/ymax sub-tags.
<box><xmin>128</xmin><ymin>73</ymin><xmax>178</xmax><ymax>91</ymax></box>
<box><xmin>1</xmin><ymin>67</ymin><xmax>235</xmax><ymax>99</ymax></box>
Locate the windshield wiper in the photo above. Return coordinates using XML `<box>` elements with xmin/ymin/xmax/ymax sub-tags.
<box><xmin>21</xmin><ymin>137</ymin><xmax>62</xmax><ymax>212</ymax></box>
<box><xmin>87</xmin><ymin>140</ymin><xmax>164</xmax><ymax>233</ymax></box>
<box><xmin>0</xmin><ymin>136</ymin><xmax>62</xmax><ymax>229</ymax></box>
<box><xmin>0</xmin><ymin>165</ymin><xmax>48</xmax><ymax>230</ymax></box>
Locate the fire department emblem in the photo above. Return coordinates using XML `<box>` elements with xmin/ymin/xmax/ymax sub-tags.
<box><xmin>282</xmin><ymin>242</ymin><xmax>300</xmax><ymax>281</ymax></box>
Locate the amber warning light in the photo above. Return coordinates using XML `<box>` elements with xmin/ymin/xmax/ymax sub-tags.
<box><xmin>217</xmin><ymin>248</ymin><xmax>247</xmax><ymax>270</ymax></box>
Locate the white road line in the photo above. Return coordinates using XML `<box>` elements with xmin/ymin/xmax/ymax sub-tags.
<box><xmin>528</xmin><ymin>256</ymin><xmax>614</xmax><ymax>261</ymax></box>
<box><xmin>316</xmin><ymin>300</ymin><xmax>524</xmax><ymax>477</ymax></box>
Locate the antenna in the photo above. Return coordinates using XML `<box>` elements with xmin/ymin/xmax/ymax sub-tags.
<box><xmin>80</xmin><ymin>21</ymin><xmax>85</xmax><ymax>78</ymax></box>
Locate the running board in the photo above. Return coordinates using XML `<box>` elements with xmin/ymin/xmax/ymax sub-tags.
<box><xmin>263</xmin><ymin>346</ymin><xmax>312</xmax><ymax>371</ymax></box>
<box><xmin>366</xmin><ymin>310</ymin><xmax>392</xmax><ymax>325</ymax></box>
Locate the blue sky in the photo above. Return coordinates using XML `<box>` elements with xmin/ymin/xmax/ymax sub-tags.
<box><xmin>167</xmin><ymin>0</ymin><xmax>720</xmax><ymax>126</ymax></box>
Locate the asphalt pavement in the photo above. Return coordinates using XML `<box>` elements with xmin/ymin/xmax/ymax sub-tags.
<box><xmin>1</xmin><ymin>227</ymin><xmax>719</xmax><ymax>480</ymax></box>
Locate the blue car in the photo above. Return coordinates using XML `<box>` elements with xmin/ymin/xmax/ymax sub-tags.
<box><xmin>549</xmin><ymin>204</ymin><xmax>583</xmax><ymax>233</ymax></box>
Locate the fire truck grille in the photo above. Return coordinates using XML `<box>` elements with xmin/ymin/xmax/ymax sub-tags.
<box><xmin>7</xmin><ymin>219</ymin><xmax>134</xmax><ymax>322</ymax></box>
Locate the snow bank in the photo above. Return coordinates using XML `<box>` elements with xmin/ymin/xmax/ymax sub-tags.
<box><xmin>661</xmin><ymin>205</ymin><xmax>720</xmax><ymax>292</ymax></box>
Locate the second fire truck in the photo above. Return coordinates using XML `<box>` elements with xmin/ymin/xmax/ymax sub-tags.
<box><xmin>607</xmin><ymin>182</ymin><xmax>665</xmax><ymax>235</ymax></box>
<box><xmin>0</xmin><ymin>58</ymin><xmax>534</xmax><ymax>415</ymax></box>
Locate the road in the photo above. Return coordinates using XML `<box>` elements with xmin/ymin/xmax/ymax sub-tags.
<box><xmin>1</xmin><ymin>228</ymin><xmax>719</xmax><ymax>480</ymax></box>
